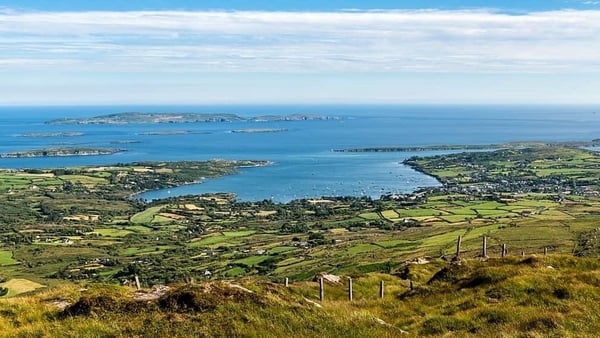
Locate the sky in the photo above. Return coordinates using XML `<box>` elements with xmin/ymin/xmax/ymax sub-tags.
<box><xmin>1</xmin><ymin>0</ymin><xmax>600</xmax><ymax>105</ymax></box>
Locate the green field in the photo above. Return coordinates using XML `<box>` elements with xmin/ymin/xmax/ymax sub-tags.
<box><xmin>347</xmin><ymin>243</ymin><xmax>382</xmax><ymax>254</ymax></box>
<box><xmin>0</xmin><ymin>278</ymin><xmax>45</xmax><ymax>297</ymax></box>
<box><xmin>380</xmin><ymin>209</ymin><xmax>399</xmax><ymax>220</ymax></box>
<box><xmin>188</xmin><ymin>230</ymin><xmax>257</xmax><ymax>248</ymax></box>
<box><xmin>268</xmin><ymin>246</ymin><xmax>298</xmax><ymax>254</ymax></box>
<box><xmin>130</xmin><ymin>206</ymin><xmax>165</xmax><ymax>224</ymax></box>
<box><xmin>120</xmin><ymin>245</ymin><xmax>175</xmax><ymax>256</ymax></box>
<box><xmin>358</xmin><ymin>212</ymin><xmax>380</xmax><ymax>220</ymax></box>
<box><xmin>0</xmin><ymin>250</ymin><xmax>17</xmax><ymax>266</ymax></box>
<box><xmin>376</xmin><ymin>239</ymin><xmax>418</xmax><ymax>249</ymax></box>
<box><xmin>233</xmin><ymin>255</ymin><xmax>271</xmax><ymax>267</ymax></box>
<box><xmin>91</xmin><ymin>228</ymin><xmax>133</xmax><ymax>237</ymax></box>
<box><xmin>59</xmin><ymin>174</ymin><xmax>108</xmax><ymax>185</ymax></box>
<box><xmin>397</xmin><ymin>208</ymin><xmax>445</xmax><ymax>218</ymax></box>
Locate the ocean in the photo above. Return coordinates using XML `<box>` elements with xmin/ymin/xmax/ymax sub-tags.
<box><xmin>0</xmin><ymin>104</ymin><xmax>598</xmax><ymax>202</ymax></box>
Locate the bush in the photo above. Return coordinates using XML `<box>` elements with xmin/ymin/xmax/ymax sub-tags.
<box><xmin>158</xmin><ymin>284</ymin><xmax>262</xmax><ymax>313</ymax></box>
<box><xmin>420</xmin><ymin>316</ymin><xmax>478</xmax><ymax>335</ymax></box>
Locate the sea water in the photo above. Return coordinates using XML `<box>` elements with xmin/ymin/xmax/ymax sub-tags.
<box><xmin>0</xmin><ymin>105</ymin><xmax>598</xmax><ymax>202</ymax></box>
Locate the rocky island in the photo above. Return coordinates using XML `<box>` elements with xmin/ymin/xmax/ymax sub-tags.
<box><xmin>46</xmin><ymin>112</ymin><xmax>340</xmax><ymax>125</ymax></box>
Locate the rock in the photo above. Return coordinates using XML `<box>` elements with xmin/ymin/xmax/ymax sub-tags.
<box><xmin>304</xmin><ymin>297</ymin><xmax>322</xmax><ymax>308</ymax></box>
<box><xmin>226</xmin><ymin>283</ymin><xmax>254</xmax><ymax>294</ymax></box>
<box><xmin>409</xmin><ymin>257</ymin><xmax>431</xmax><ymax>265</ymax></box>
<box><xmin>313</xmin><ymin>273</ymin><xmax>342</xmax><ymax>285</ymax></box>
<box><xmin>133</xmin><ymin>285</ymin><xmax>170</xmax><ymax>301</ymax></box>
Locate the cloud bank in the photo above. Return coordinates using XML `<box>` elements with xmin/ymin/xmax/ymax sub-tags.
<box><xmin>1</xmin><ymin>9</ymin><xmax>600</xmax><ymax>73</ymax></box>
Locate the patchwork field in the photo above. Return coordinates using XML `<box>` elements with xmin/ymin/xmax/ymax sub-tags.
<box><xmin>0</xmin><ymin>145</ymin><xmax>599</xmax><ymax>292</ymax></box>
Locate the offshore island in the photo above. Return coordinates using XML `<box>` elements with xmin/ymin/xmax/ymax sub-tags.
<box><xmin>0</xmin><ymin>147</ymin><xmax>123</xmax><ymax>158</ymax></box>
<box><xmin>19</xmin><ymin>132</ymin><xmax>84</xmax><ymax>138</ymax></box>
<box><xmin>46</xmin><ymin>112</ymin><xmax>341</xmax><ymax>125</ymax></box>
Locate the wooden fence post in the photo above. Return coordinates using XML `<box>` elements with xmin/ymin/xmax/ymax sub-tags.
<box><xmin>501</xmin><ymin>243</ymin><xmax>507</xmax><ymax>258</ymax></box>
<box><xmin>285</xmin><ymin>277</ymin><xmax>289</xmax><ymax>287</ymax></box>
<box><xmin>348</xmin><ymin>277</ymin><xmax>353</xmax><ymax>301</ymax></box>
<box><xmin>544</xmin><ymin>247</ymin><xmax>548</xmax><ymax>255</ymax></box>
<box><xmin>455</xmin><ymin>235</ymin><xmax>462</xmax><ymax>258</ymax></box>
<box><xmin>319</xmin><ymin>277</ymin><xmax>324</xmax><ymax>301</ymax></box>
<box><xmin>521</xmin><ymin>250</ymin><xmax>525</xmax><ymax>257</ymax></box>
<box><xmin>379</xmin><ymin>280</ymin><xmax>385</xmax><ymax>299</ymax></box>
<box><xmin>134</xmin><ymin>275</ymin><xmax>141</xmax><ymax>290</ymax></box>
<box><xmin>482</xmin><ymin>236</ymin><xmax>488</xmax><ymax>258</ymax></box>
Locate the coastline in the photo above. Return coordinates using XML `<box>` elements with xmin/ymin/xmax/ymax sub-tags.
<box><xmin>0</xmin><ymin>148</ymin><xmax>124</xmax><ymax>158</ymax></box>
<box><xmin>133</xmin><ymin>160</ymin><xmax>273</xmax><ymax>202</ymax></box>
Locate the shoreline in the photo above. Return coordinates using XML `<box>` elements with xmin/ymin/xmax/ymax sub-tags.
<box><xmin>132</xmin><ymin>160</ymin><xmax>274</xmax><ymax>202</ymax></box>
<box><xmin>0</xmin><ymin>147</ymin><xmax>124</xmax><ymax>158</ymax></box>
<box><xmin>333</xmin><ymin>140</ymin><xmax>600</xmax><ymax>153</ymax></box>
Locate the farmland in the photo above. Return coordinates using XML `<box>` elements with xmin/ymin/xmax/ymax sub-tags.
<box><xmin>0</xmin><ymin>144</ymin><xmax>599</xmax><ymax>289</ymax></box>
<box><xmin>1</xmin><ymin>144</ymin><xmax>600</xmax><ymax>337</ymax></box>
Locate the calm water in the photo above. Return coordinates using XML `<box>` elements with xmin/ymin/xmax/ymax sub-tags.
<box><xmin>0</xmin><ymin>105</ymin><xmax>598</xmax><ymax>202</ymax></box>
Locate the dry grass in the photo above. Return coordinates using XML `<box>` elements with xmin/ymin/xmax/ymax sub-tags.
<box><xmin>0</xmin><ymin>279</ymin><xmax>46</xmax><ymax>297</ymax></box>
<box><xmin>1</xmin><ymin>255</ymin><xmax>600</xmax><ymax>337</ymax></box>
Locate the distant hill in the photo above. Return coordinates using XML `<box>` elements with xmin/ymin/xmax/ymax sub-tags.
<box><xmin>46</xmin><ymin>112</ymin><xmax>340</xmax><ymax>125</ymax></box>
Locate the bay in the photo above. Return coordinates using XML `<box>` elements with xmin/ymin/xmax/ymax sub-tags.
<box><xmin>0</xmin><ymin>104</ymin><xmax>598</xmax><ymax>202</ymax></box>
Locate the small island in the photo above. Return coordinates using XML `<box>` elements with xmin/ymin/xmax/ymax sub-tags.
<box><xmin>45</xmin><ymin>112</ymin><xmax>340</xmax><ymax>125</ymax></box>
<box><xmin>19</xmin><ymin>132</ymin><xmax>84</xmax><ymax>138</ymax></box>
<box><xmin>230</xmin><ymin>128</ymin><xmax>288</xmax><ymax>134</ymax></box>
<box><xmin>0</xmin><ymin>147</ymin><xmax>123</xmax><ymax>158</ymax></box>
<box><xmin>250</xmin><ymin>114</ymin><xmax>341</xmax><ymax>122</ymax></box>
<box><xmin>138</xmin><ymin>130</ymin><xmax>193</xmax><ymax>136</ymax></box>
<box><xmin>110</xmin><ymin>140</ymin><xmax>142</xmax><ymax>144</ymax></box>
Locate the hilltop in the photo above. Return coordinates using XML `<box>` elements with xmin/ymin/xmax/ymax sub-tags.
<box><xmin>1</xmin><ymin>254</ymin><xmax>599</xmax><ymax>337</ymax></box>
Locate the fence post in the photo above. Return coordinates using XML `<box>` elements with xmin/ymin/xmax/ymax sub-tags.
<box><xmin>455</xmin><ymin>235</ymin><xmax>462</xmax><ymax>258</ymax></box>
<box><xmin>285</xmin><ymin>277</ymin><xmax>289</xmax><ymax>287</ymax></box>
<box><xmin>409</xmin><ymin>280</ymin><xmax>414</xmax><ymax>291</ymax></box>
<box><xmin>521</xmin><ymin>250</ymin><xmax>525</xmax><ymax>257</ymax></box>
<box><xmin>319</xmin><ymin>277</ymin><xmax>324</xmax><ymax>301</ymax></box>
<box><xmin>482</xmin><ymin>235</ymin><xmax>488</xmax><ymax>258</ymax></box>
<box><xmin>348</xmin><ymin>277</ymin><xmax>353</xmax><ymax>301</ymax></box>
<box><xmin>544</xmin><ymin>247</ymin><xmax>548</xmax><ymax>255</ymax></box>
<box><xmin>379</xmin><ymin>280</ymin><xmax>384</xmax><ymax>299</ymax></box>
<box><xmin>501</xmin><ymin>243</ymin><xmax>507</xmax><ymax>258</ymax></box>
<box><xmin>134</xmin><ymin>275</ymin><xmax>141</xmax><ymax>290</ymax></box>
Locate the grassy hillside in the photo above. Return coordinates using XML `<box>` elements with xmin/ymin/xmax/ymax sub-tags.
<box><xmin>1</xmin><ymin>254</ymin><xmax>599</xmax><ymax>337</ymax></box>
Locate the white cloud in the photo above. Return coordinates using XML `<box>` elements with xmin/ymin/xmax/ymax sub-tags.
<box><xmin>0</xmin><ymin>9</ymin><xmax>599</xmax><ymax>73</ymax></box>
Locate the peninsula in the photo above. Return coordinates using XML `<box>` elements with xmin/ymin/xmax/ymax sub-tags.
<box><xmin>0</xmin><ymin>147</ymin><xmax>123</xmax><ymax>158</ymax></box>
<box><xmin>334</xmin><ymin>140</ymin><xmax>600</xmax><ymax>152</ymax></box>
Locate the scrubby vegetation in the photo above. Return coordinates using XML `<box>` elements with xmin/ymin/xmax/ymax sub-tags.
<box><xmin>1</xmin><ymin>254</ymin><xmax>600</xmax><ymax>337</ymax></box>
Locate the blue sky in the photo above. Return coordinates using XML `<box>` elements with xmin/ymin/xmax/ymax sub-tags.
<box><xmin>1</xmin><ymin>1</ymin><xmax>600</xmax><ymax>105</ymax></box>
<box><xmin>4</xmin><ymin>1</ymin><xmax>600</xmax><ymax>12</ymax></box>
